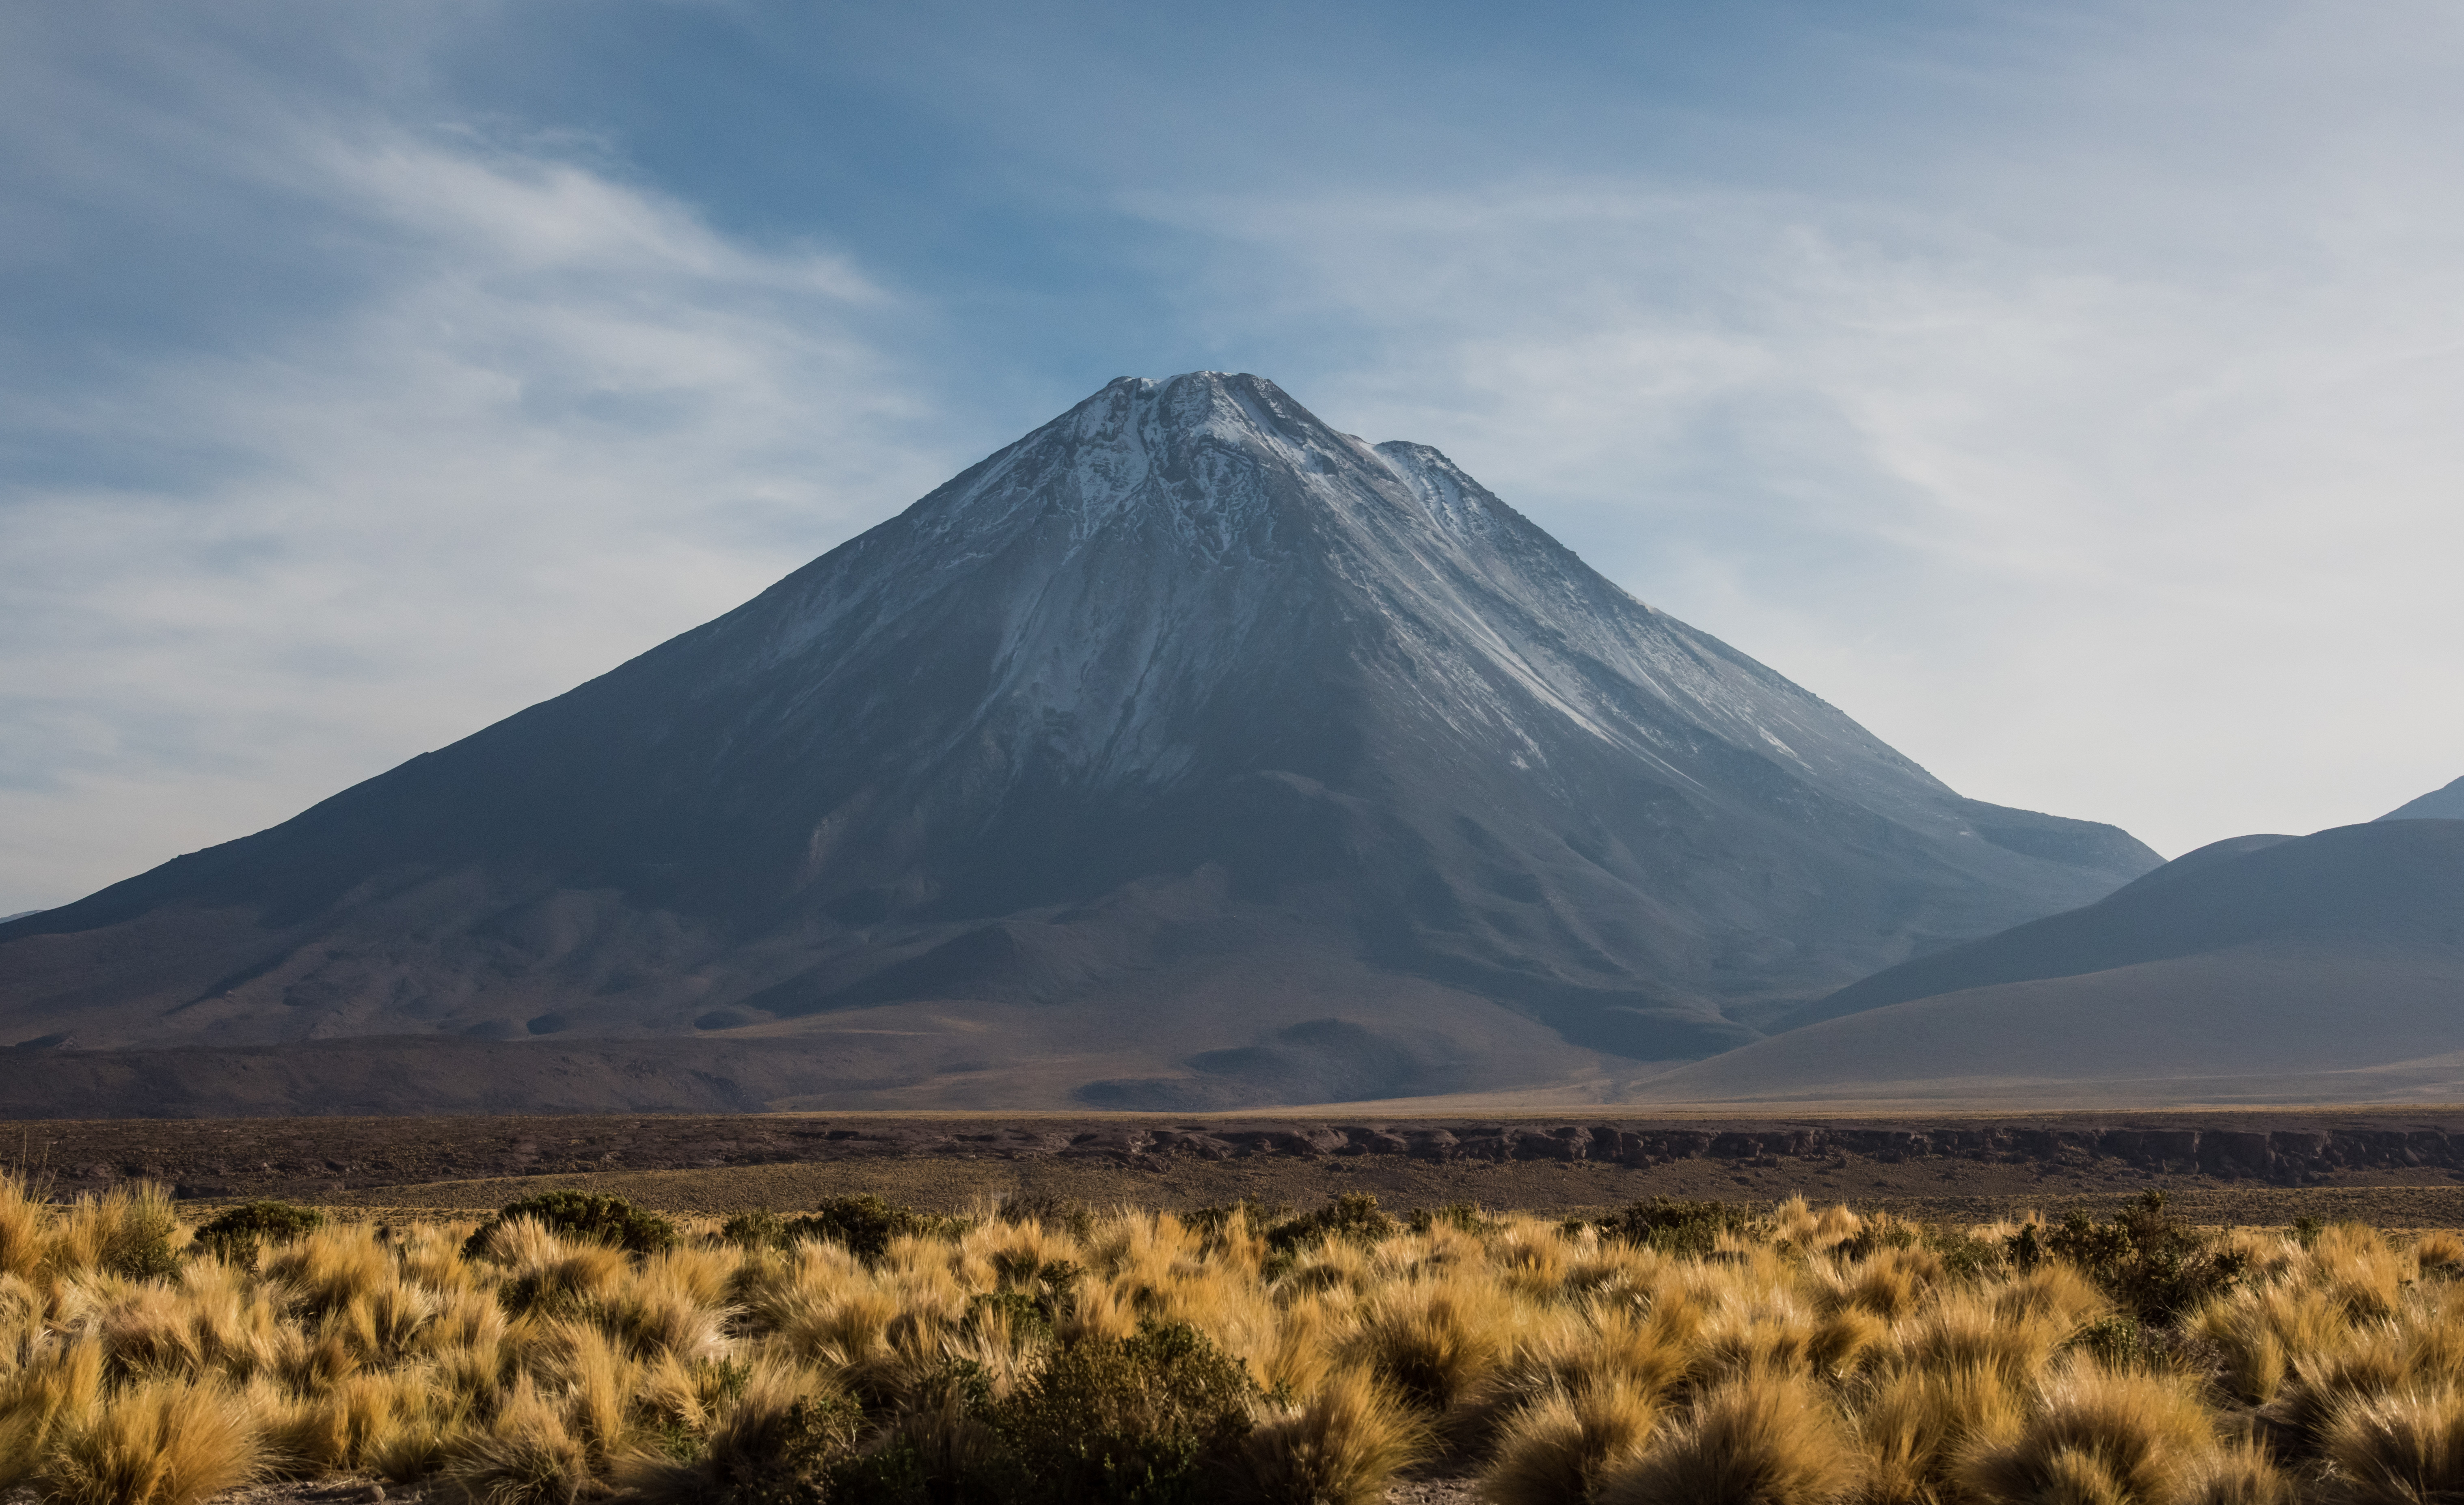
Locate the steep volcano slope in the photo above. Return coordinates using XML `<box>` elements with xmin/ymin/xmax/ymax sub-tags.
<box><xmin>0</xmin><ymin>373</ymin><xmax>2155</xmax><ymax>1109</ymax></box>
<box><xmin>1635</xmin><ymin>821</ymin><xmax>2464</xmax><ymax>1106</ymax></box>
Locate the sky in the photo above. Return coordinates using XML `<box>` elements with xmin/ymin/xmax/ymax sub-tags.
<box><xmin>4</xmin><ymin>1</ymin><xmax>2462</xmax><ymax>914</ymax></box>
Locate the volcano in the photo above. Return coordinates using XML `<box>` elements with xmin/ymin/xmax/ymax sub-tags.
<box><xmin>0</xmin><ymin>373</ymin><xmax>2156</xmax><ymax>1112</ymax></box>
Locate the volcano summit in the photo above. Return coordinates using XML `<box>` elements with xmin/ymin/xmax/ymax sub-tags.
<box><xmin>0</xmin><ymin>373</ymin><xmax>2157</xmax><ymax>1112</ymax></box>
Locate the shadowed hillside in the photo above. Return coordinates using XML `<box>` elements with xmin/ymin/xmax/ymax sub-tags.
<box><xmin>1633</xmin><ymin>821</ymin><xmax>2464</xmax><ymax>1106</ymax></box>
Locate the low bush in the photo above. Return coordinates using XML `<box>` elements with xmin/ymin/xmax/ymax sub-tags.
<box><xmin>1596</xmin><ymin>1197</ymin><xmax>1754</xmax><ymax>1257</ymax></box>
<box><xmin>717</xmin><ymin>1208</ymin><xmax>784</xmax><ymax>1248</ymax></box>
<box><xmin>1185</xmin><ymin>1199</ymin><xmax>1284</xmax><ymax>1242</ymax></box>
<box><xmin>779</xmin><ymin>1194</ymin><xmax>947</xmax><ymax>1262</ymax></box>
<box><xmin>1264</xmin><ymin>1194</ymin><xmax>1396</xmax><ymax>1254</ymax></box>
<box><xmin>462</xmin><ymin>1192</ymin><xmax>676</xmax><ymax>1260</ymax></box>
<box><xmin>966</xmin><ymin>1289</ymin><xmax>1057</xmax><ymax>1345</ymax></box>
<box><xmin>621</xmin><ymin>1391</ymin><xmax>860</xmax><ymax>1505</ymax></box>
<box><xmin>996</xmin><ymin>1320</ymin><xmax>1257</xmax><ymax>1504</ymax></box>
<box><xmin>1406</xmin><ymin>1201</ymin><xmax>1499</xmax><ymax>1236</ymax></box>
<box><xmin>2046</xmin><ymin>1190</ymin><xmax>2248</xmax><ymax>1322</ymax></box>
<box><xmin>997</xmin><ymin>1192</ymin><xmax>1096</xmax><ymax>1239</ymax></box>
<box><xmin>52</xmin><ymin>1183</ymin><xmax>185</xmax><ymax>1282</ymax></box>
<box><xmin>193</xmin><ymin>1200</ymin><xmax>322</xmax><ymax>1263</ymax></box>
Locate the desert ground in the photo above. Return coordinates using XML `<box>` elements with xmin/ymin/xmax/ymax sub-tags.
<box><xmin>15</xmin><ymin>1106</ymin><xmax>2464</xmax><ymax>1229</ymax></box>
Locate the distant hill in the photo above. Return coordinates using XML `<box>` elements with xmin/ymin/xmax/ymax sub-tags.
<box><xmin>2383</xmin><ymin>775</ymin><xmax>2464</xmax><ymax>821</ymax></box>
<box><xmin>1632</xmin><ymin>821</ymin><xmax>2464</xmax><ymax>1105</ymax></box>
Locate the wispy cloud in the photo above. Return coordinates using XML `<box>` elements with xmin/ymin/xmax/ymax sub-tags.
<box><xmin>1132</xmin><ymin>6</ymin><xmax>2464</xmax><ymax>856</ymax></box>
<box><xmin>0</xmin><ymin>28</ymin><xmax>953</xmax><ymax>912</ymax></box>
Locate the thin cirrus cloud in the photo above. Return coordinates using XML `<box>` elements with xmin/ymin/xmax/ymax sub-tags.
<box><xmin>3</xmin><ymin>2</ymin><xmax>2462</xmax><ymax>914</ymax></box>
<box><xmin>1120</xmin><ymin>4</ymin><xmax>2464</xmax><ymax>859</ymax></box>
<box><xmin>0</xmin><ymin>24</ymin><xmax>955</xmax><ymax>915</ymax></box>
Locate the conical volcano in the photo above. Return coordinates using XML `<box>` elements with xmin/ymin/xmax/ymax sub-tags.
<box><xmin>0</xmin><ymin>373</ymin><xmax>2157</xmax><ymax>1110</ymax></box>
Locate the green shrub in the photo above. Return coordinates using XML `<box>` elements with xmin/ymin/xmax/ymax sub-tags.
<box><xmin>636</xmin><ymin>1393</ymin><xmax>859</xmax><ymax>1505</ymax></box>
<box><xmin>994</xmin><ymin>1321</ymin><xmax>1257</xmax><ymax>1505</ymax></box>
<box><xmin>1264</xmin><ymin>1194</ymin><xmax>1396</xmax><ymax>1254</ymax></box>
<box><xmin>719</xmin><ymin>1209</ymin><xmax>784</xmax><ymax>1248</ymax></box>
<box><xmin>998</xmin><ymin>1193</ymin><xmax>1096</xmax><ymax>1239</ymax></box>
<box><xmin>967</xmin><ymin>1290</ymin><xmax>1057</xmax><ymax>1345</ymax></box>
<box><xmin>1406</xmin><ymin>1201</ymin><xmax>1500</xmax><ymax>1236</ymax></box>
<box><xmin>1596</xmin><ymin>1199</ymin><xmax>1754</xmax><ymax>1258</ymax></box>
<box><xmin>1184</xmin><ymin>1199</ymin><xmax>1286</xmax><ymax>1243</ymax></box>
<box><xmin>462</xmin><ymin>1191</ymin><xmax>677</xmax><ymax>1259</ymax></box>
<box><xmin>828</xmin><ymin>1360</ymin><xmax>1017</xmax><ymax>1504</ymax></box>
<box><xmin>2045</xmin><ymin>1191</ymin><xmax>2246</xmax><ymax>1323</ymax></box>
<box><xmin>1836</xmin><ymin>1214</ymin><xmax>1922</xmax><ymax>1263</ymax></box>
<box><xmin>194</xmin><ymin>1200</ymin><xmax>324</xmax><ymax>1263</ymax></box>
<box><xmin>2071</xmin><ymin>1313</ymin><xmax>2145</xmax><ymax>1369</ymax></box>
<box><xmin>1927</xmin><ymin>1227</ymin><xmax>2006</xmax><ymax>1281</ymax></box>
<box><xmin>779</xmin><ymin>1194</ymin><xmax>959</xmax><ymax>1262</ymax></box>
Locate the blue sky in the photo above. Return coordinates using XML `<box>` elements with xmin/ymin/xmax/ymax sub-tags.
<box><xmin>5</xmin><ymin>1</ymin><xmax>2463</xmax><ymax>912</ymax></box>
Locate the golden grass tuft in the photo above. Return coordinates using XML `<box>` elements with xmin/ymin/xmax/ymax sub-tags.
<box><xmin>0</xmin><ymin>1336</ymin><xmax>106</xmax><ymax>1488</ymax></box>
<box><xmin>1341</xmin><ymin>1275</ymin><xmax>1514</xmax><ymax>1416</ymax></box>
<box><xmin>1827</xmin><ymin>1246</ymin><xmax>1945</xmax><ymax>1323</ymax></box>
<box><xmin>1242</xmin><ymin>1366</ymin><xmax>1427</xmax><ymax>1505</ymax></box>
<box><xmin>2196</xmin><ymin>1285</ymin><xmax>2350</xmax><ymax>1409</ymax></box>
<box><xmin>2319</xmin><ymin>1384</ymin><xmax>2464</xmax><ymax>1505</ymax></box>
<box><xmin>1960</xmin><ymin>1366</ymin><xmax>2219</xmax><ymax>1505</ymax></box>
<box><xmin>1855</xmin><ymin>1363</ymin><xmax>2030</xmax><ymax>1505</ymax></box>
<box><xmin>2411</xmin><ymin>1231</ymin><xmax>2464</xmax><ymax>1282</ymax></box>
<box><xmin>0</xmin><ymin>1170</ymin><xmax>50</xmax><ymax>1283</ymax></box>
<box><xmin>2311</xmin><ymin>1224</ymin><xmax>2407</xmax><ymax>1323</ymax></box>
<box><xmin>442</xmin><ymin>1376</ymin><xmax>593</xmax><ymax>1505</ymax></box>
<box><xmin>1596</xmin><ymin>1370</ymin><xmax>1855</xmax><ymax>1505</ymax></box>
<box><xmin>39</xmin><ymin>1376</ymin><xmax>261</xmax><ymax>1505</ymax></box>
<box><xmin>2186</xmin><ymin>1437</ymin><xmax>2296</xmax><ymax>1505</ymax></box>
<box><xmin>1480</xmin><ymin>1373</ymin><xmax>1660</xmax><ymax>1505</ymax></box>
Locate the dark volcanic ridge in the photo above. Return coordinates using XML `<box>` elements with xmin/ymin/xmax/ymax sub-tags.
<box><xmin>0</xmin><ymin>372</ymin><xmax>2157</xmax><ymax>1113</ymax></box>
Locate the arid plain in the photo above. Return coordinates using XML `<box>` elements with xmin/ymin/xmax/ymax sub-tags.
<box><xmin>21</xmin><ymin>1107</ymin><xmax>2464</xmax><ymax>1230</ymax></box>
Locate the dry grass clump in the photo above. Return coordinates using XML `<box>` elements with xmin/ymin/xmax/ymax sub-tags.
<box><xmin>6</xmin><ymin>1172</ymin><xmax>2462</xmax><ymax>1503</ymax></box>
<box><xmin>41</xmin><ymin>1375</ymin><xmax>261</xmax><ymax>1505</ymax></box>
<box><xmin>1597</xmin><ymin>1370</ymin><xmax>1854</xmax><ymax>1505</ymax></box>
<box><xmin>2319</xmin><ymin>1384</ymin><xmax>2464</xmax><ymax>1505</ymax></box>
<box><xmin>1961</xmin><ymin>1366</ymin><xmax>2220</xmax><ymax>1505</ymax></box>
<box><xmin>1479</xmin><ymin>1373</ymin><xmax>1659</xmax><ymax>1504</ymax></box>
<box><xmin>2410</xmin><ymin>1231</ymin><xmax>2464</xmax><ymax>1282</ymax></box>
<box><xmin>1242</xmin><ymin>1365</ymin><xmax>1427</xmax><ymax>1505</ymax></box>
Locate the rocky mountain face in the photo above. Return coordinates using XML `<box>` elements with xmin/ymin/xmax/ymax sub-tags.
<box><xmin>0</xmin><ymin>373</ymin><xmax>2157</xmax><ymax>1110</ymax></box>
